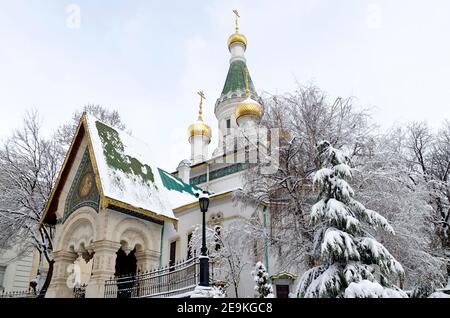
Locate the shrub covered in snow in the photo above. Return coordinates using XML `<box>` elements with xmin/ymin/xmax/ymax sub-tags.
<box><xmin>297</xmin><ymin>141</ymin><xmax>407</xmax><ymax>298</ymax></box>
<box><xmin>252</xmin><ymin>262</ymin><xmax>274</xmax><ymax>298</ymax></box>
<box><xmin>411</xmin><ymin>271</ymin><xmax>447</xmax><ymax>298</ymax></box>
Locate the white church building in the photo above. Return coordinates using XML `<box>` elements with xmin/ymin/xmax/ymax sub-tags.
<box><xmin>32</xmin><ymin>13</ymin><xmax>298</xmax><ymax>298</ymax></box>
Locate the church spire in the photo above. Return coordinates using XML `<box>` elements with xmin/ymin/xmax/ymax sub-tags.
<box><xmin>221</xmin><ymin>10</ymin><xmax>256</xmax><ymax>98</ymax></box>
<box><xmin>212</xmin><ymin>11</ymin><xmax>263</xmax><ymax>156</ymax></box>
<box><xmin>188</xmin><ymin>91</ymin><xmax>211</xmax><ymax>164</ymax></box>
<box><xmin>188</xmin><ymin>91</ymin><xmax>211</xmax><ymax>140</ymax></box>
<box><xmin>227</xmin><ymin>9</ymin><xmax>247</xmax><ymax>52</ymax></box>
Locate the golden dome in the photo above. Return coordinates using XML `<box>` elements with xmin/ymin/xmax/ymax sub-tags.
<box><xmin>188</xmin><ymin>90</ymin><xmax>211</xmax><ymax>140</ymax></box>
<box><xmin>188</xmin><ymin>120</ymin><xmax>212</xmax><ymax>140</ymax></box>
<box><xmin>235</xmin><ymin>97</ymin><xmax>263</xmax><ymax>121</ymax></box>
<box><xmin>227</xmin><ymin>32</ymin><xmax>247</xmax><ymax>50</ymax></box>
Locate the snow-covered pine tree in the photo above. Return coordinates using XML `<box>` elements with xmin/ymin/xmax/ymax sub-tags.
<box><xmin>297</xmin><ymin>141</ymin><xmax>407</xmax><ymax>298</ymax></box>
<box><xmin>252</xmin><ymin>262</ymin><xmax>274</xmax><ymax>298</ymax></box>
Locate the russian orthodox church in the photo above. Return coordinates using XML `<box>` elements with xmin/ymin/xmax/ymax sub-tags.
<box><xmin>37</xmin><ymin>13</ymin><xmax>298</xmax><ymax>298</ymax></box>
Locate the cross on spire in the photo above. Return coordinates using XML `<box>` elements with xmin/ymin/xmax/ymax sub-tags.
<box><xmin>233</xmin><ymin>9</ymin><xmax>240</xmax><ymax>32</ymax></box>
<box><xmin>197</xmin><ymin>90</ymin><xmax>206</xmax><ymax>120</ymax></box>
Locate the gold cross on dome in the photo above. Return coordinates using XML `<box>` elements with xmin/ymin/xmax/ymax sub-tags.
<box><xmin>197</xmin><ymin>90</ymin><xmax>206</xmax><ymax>120</ymax></box>
<box><xmin>233</xmin><ymin>9</ymin><xmax>240</xmax><ymax>32</ymax></box>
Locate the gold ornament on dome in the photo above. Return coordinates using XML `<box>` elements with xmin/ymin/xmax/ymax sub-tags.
<box><xmin>228</xmin><ymin>9</ymin><xmax>247</xmax><ymax>49</ymax></box>
<box><xmin>235</xmin><ymin>66</ymin><xmax>263</xmax><ymax>121</ymax></box>
<box><xmin>187</xmin><ymin>91</ymin><xmax>212</xmax><ymax>139</ymax></box>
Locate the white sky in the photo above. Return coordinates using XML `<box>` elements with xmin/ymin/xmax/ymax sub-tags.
<box><xmin>0</xmin><ymin>0</ymin><xmax>449</xmax><ymax>170</ymax></box>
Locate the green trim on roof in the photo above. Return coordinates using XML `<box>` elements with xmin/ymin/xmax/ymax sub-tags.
<box><xmin>158</xmin><ymin>168</ymin><xmax>203</xmax><ymax>197</ymax></box>
<box><xmin>95</xmin><ymin>121</ymin><xmax>155</xmax><ymax>184</ymax></box>
<box><xmin>64</xmin><ymin>148</ymin><xmax>99</xmax><ymax>223</ymax></box>
<box><xmin>221</xmin><ymin>60</ymin><xmax>257</xmax><ymax>97</ymax></box>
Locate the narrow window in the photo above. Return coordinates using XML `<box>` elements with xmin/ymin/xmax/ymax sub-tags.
<box><xmin>226</xmin><ymin>119</ymin><xmax>231</xmax><ymax>134</ymax></box>
<box><xmin>169</xmin><ymin>241</ymin><xmax>177</xmax><ymax>269</ymax></box>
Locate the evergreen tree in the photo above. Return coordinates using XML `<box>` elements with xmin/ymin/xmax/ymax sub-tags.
<box><xmin>253</xmin><ymin>262</ymin><xmax>274</xmax><ymax>298</ymax></box>
<box><xmin>297</xmin><ymin>141</ymin><xmax>407</xmax><ymax>298</ymax></box>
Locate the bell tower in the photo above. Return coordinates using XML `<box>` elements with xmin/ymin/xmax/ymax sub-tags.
<box><xmin>212</xmin><ymin>10</ymin><xmax>264</xmax><ymax>156</ymax></box>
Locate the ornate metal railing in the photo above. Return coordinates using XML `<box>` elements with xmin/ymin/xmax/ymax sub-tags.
<box><xmin>104</xmin><ymin>257</ymin><xmax>204</xmax><ymax>298</ymax></box>
<box><xmin>74</xmin><ymin>284</ymin><xmax>87</xmax><ymax>298</ymax></box>
<box><xmin>0</xmin><ymin>289</ymin><xmax>38</xmax><ymax>298</ymax></box>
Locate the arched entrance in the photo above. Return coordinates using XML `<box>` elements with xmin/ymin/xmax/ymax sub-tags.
<box><xmin>115</xmin><ymin>248</ymin><xmax>137</xmax><ymax>298</ymax></box>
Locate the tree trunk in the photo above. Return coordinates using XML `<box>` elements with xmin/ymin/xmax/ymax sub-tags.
<box><xmin>38</xmin><ymin>259</ymin><xmax>54</xmax><ymax>298</ymax></box>
<box><xmin>234</xmin><ymin>282</ymin><xmax>239</xmax><ymax>298</ymax></box>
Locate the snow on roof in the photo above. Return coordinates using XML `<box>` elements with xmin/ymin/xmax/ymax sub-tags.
<box><xmin>85</xmin><ymin>114</ymin><xmax>199</xmax><ymax>222</ymax></box>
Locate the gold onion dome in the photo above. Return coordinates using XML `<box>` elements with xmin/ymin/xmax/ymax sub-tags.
<box><xmin>188</xmin><ymin>120</ymin><xmax>212</xmax><ymax>139</ymax></box>
<box><xmin>235</xmin><ymin>97</ymin><xmax>263</xmax><ymax>121</ymax></box>
<box><xmin>227</xmin><ymin>32</ymin><xmax>247</xmax><ymax>50</ymax></box>
<box><xmin>235</xmin><ymin>62</ymin><xmax>262</xmax><ymax>122</ymax></box>
<box><xmin>228</xmin><ymin>9</ymin><xmax>247</xmax><ymax>50</ymax></box>
<box><xmin>188</xmin><ymin>91</ymin><xmax>212</xmax><ymax>140</ymax></box>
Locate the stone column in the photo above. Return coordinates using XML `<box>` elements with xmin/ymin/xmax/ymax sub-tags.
<box><xmin>135</xmin><ymin>250</ymin><xmax>160</xmax><ymax>273</ymax></box>
<box><xmin>85</xmin><ymin>240</ymin><xmax>121</xmax><ymax>298</ymax></box>
<box><xmin>45</xmin><ymin>250</ymin><xmax>78</xmax><ymax>298</ymax></box>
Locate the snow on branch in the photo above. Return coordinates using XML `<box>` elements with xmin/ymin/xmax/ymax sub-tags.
<box><xmin>357</xmin><ymin>237</ymin><xmax>404</xmax><ymax>276</ymax></box>
<box><xmin>298</xmin><ymin>264</ymin><xmax>343</xmax><ymax>298</ymax></box>
<box><xmin>321</xmin><ymin>228</ymin><xmax>360</xmax><ymax>263</ymax></box>
<box><xmin>311</xmin><ymin>199</ymin><xmax>360</xmax><ymax>232</ymax></box>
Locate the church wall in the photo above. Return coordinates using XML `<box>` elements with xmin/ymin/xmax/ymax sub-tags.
<box><xmin>191</xmin><ymin>169</ymin><xmax>245</xmax><ymax>195</ymax></box>
<box><xmin>164</xmin><ymin>189</ymin><xmax>262</xmax><ymax>297</ymax></box>
<box><xmin>47</xmin><ymin>131</ymin><xmax>164</xmax><ymax>297</ymax></box>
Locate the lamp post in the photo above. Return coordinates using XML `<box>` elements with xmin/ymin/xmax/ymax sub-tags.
<box><xmin>197</xmin><ymin>190</ymin><xmax>210</xmax><ymax>287</ymax></box>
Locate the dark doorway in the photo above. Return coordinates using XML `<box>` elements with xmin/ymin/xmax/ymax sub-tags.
<box><xmin>276</xmin><ymin>285</ymin><xmax>290</xmax><ymax>298</ymax></box>
<box><xmin>115</xmin><ymin>248</ymin><xmax>137</xmax><ymax>298</ymax></box>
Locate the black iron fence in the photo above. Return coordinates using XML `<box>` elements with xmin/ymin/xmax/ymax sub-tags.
<box><xmin>104</xmin><ymin>257</ymin><xmax>206</xmax><ymax>298</ymax></box>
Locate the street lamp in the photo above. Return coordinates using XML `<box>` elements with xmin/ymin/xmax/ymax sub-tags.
<box><xmin>196</xmin><ymin>190</ymin><xmax>210</xmax><ymax>287</ymax></box>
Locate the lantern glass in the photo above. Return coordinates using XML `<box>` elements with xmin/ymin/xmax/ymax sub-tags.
<box><xmin>199</xmin><ymin>197</ymin><xmax>210</xmax><ymax>213</ymax></box>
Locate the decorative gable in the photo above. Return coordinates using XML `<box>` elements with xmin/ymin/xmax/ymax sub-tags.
<box><xmin>62</xmin><ymin>148</ymin><xmax>100</xmax><ymax>223</ymax></box>
<box><xmin>42</xmin><ymin>114</ymin><xmax>191</xmax><ymax>228</ymax></box>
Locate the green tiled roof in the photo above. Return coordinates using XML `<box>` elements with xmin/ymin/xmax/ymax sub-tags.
<box><xmin>221</xmin><ymin>60</ymin><xmax>257</xmax><ymax>97</ymax></box>
<box><xmin>95</xmin><ymin>121</ymin><xmax>155</xmax><ymax>184</ymax></box>
<box><xmin>158</xmin><ymin>168</ymin><xmax>203</xmax><ymax>197</ymax></box>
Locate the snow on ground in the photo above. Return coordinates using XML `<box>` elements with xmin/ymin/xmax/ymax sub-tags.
<box><xmin>428</xmin><ymin>292</ymin><xmax>450</xmax><ymax>298</ymax></box>
<box><xmin>345</xmin><ymin>280</ymin><xmax>408</xmax><ymax>298</ymax></box>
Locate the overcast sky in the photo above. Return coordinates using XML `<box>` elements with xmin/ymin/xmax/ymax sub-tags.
<box><xmin>0</xmin><ymin>0</ymin><xmax>449</xmax><ymax>170</ymax></box>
